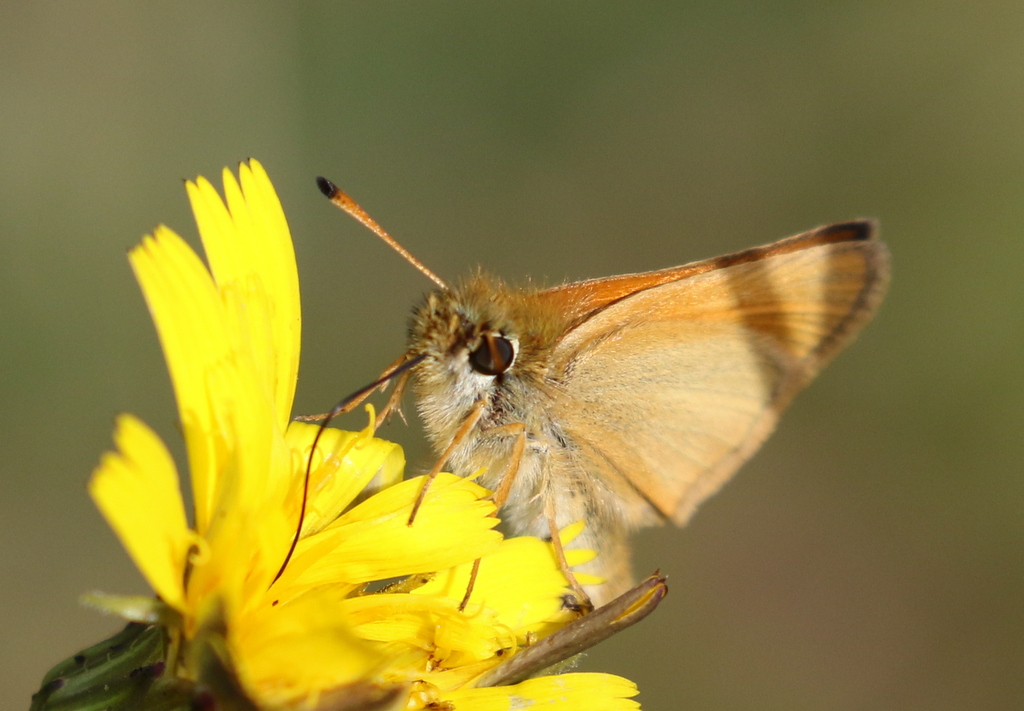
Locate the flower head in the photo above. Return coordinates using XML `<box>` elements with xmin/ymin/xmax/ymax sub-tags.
<box><xmin>37</xmin><ymin>161</ymin><xmax>659</xmax><ymax>711</ymax></box>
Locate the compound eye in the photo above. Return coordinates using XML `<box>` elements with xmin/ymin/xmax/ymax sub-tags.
<box><xmin>469</xmin><ymin>333</ymin><xmax>515</xmax><ymax>376</ymax></box>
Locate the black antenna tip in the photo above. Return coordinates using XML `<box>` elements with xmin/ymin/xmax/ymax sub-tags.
<box><xmin>315</xmin><ymin>176</ymin><xmax>337</xmax><ymax>198</ymax></box>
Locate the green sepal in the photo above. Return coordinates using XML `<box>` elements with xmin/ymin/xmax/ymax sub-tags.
<box><xmin>29</xmin><ymin>623</ymin><xmax>194</xmax><ymax>711</ymax></box>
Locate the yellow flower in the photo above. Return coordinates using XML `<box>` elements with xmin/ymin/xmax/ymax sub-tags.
<box><xmin>73</xmin><ymin>161</ymin><xmax>649</xmax><ymax>710</ymax></box>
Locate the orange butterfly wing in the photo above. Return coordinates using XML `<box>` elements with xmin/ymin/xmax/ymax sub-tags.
<box><xmin>545</xmin><ymin>221</ymin><xmax>890</xmax><ymax>525</ymax></box>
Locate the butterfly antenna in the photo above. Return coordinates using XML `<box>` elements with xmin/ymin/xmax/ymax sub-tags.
<box><xmin>316</xmin><ymin>176</ymin><xmax>449</xmax><ymax>291</ymax></box>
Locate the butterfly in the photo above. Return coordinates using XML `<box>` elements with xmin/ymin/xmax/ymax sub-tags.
<box><xmin>315</xmin><ymin>177</ymin><xmax>890</xmax><ymax>606</ymax></box>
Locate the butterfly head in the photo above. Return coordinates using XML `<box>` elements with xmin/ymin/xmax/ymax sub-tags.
<box><xmin>406</xmin><ymin>272</ymin><xmax>568</xmax><ymax>438</ymax></box>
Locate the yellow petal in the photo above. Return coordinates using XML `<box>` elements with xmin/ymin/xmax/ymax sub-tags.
<box><xmin>129</xmin><ymin>223</ymin><xmax>293</xmax><ymax>611</ymax></box>
<box><xmin>129</xmin><ymin>226</ymin><xmax>284</xmax><ymax>542</ymax></box>
<box><xmin>441</xmin><ymin>673</ymin><xmax>640</xmax><ymax>711</ymax></box>
<box><xmin>186</xmin><ymin>160</ymin><xmax>301</xmax><ymax>430</ymax></box>
<box><xmin>342</xmin><ymin>594</ymin><xmax>511</xmax><ymax>666</ymax></box>
<box><xmin>232</xmin><ymin>594</ymin><xmax>385</xmax><ymax>707</ymax></box>
<box><xmin>284</xmin><ymin>420</ymin><xmax>405</xmax><ymax>537</ymax></box>
<box><xmin>128</xmin><ymin>225</ymin><xmax>234</xmax><ymax>532</ymax></box>
<box><xmin>274</xmin><ymin>475</ymin><xmax>500</xmax><ymax>592</ymax></box>
<box><xmin>236</xmin><ymin>160</ymin><xmax>300</xmax><ymax>426</ymax></box>
<box><xmin>88</xmin><ymin>415</ymin><xmax>191</xmax><ymax>610</ymax></box>
<box><xmin>414</xmin><ymin>536</ymin><xmax>577</xmax><ymax>639</ymax></box>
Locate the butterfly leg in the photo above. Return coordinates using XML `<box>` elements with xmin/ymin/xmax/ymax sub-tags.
<box><xmin>377</xmin><ymin>361</ymin><xmax>414</xmax><ymax>426</ymax></box>
<box><xmin>545</xmin><ymin>495</ymin><xmax>594</xmax><ymax>613</ymax></box>
<box><xmin>458</xmin><ymin>558</ymin><xmax>483</xmax><ymax>612</ymax></box>
<box><xmin>408</xmin><ymin>398</ymin><xmax>487</xmax><ymax>525</ymax></box>
<box><xmin>294</xmin><ymin>352</ymin><xmax>412</xmax><ymax>424</ymax></box>
<box><xmin>474</xmin><ymin>421</ymin><xmax>593</xmax><ymax>611</ymax></box>
<box><xmin>453</xmin><ymin>422</ymin><xmax>526</xmax><ymax>611</ymax></box>
<box><xmin>471</xmin><ymin>422</ymin><xmax>527</xmax><ymax>508</ymax></box>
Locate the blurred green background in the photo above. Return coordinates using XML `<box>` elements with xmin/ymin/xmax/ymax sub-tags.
<box><xmin>3</xmin><ymin>2</ymin><xmax>1022</xmax><ymax>709</ymax></box>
